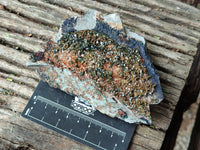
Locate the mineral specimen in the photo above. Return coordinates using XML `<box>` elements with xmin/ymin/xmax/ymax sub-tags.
<box><xmin>27</xmin><ymin>10</ymin><xmax>164</xmax><ymax>124</ymax></box>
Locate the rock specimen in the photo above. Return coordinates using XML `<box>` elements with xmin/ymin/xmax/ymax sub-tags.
<box><xmin>27</xmin><ymin>10</ymin><xmax>164</xmax><ymax>124</ymax></box>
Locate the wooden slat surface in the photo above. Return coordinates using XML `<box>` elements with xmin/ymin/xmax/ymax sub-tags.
<box><xmin>0</xmin><ymin>0</ymin><xmax>200</xmax><ymax>149</ymax></box>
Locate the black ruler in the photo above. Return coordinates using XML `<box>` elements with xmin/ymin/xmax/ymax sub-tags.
<box><xmin>22</xmin><ymin>81</ymin><xmax>136</xmax><ymax>150</ymax></box>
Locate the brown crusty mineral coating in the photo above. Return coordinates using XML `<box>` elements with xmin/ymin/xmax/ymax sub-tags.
<box><xmin>35</xmin><ymin>29</ymin><xmax>155</xmax><ymax>117</ymax></box>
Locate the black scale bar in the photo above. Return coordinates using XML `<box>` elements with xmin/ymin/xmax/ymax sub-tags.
<box><xmin>22</xmin><ymin>81</ymin><xmax>136</xmax><ymax>150</ymax></box>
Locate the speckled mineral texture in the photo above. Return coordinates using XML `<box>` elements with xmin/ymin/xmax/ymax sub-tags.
<box><xmin>28</xmin><ymin>10</ymin><xmax>164</xmax><ymax>124</ymax></box>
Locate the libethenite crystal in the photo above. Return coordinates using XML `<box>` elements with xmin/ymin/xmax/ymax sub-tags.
<box><xmin>27</xmin><ymin>10</ymin><xmax>164</xmax><ymax>124</ymax></box>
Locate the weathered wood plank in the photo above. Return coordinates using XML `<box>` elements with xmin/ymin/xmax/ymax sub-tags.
<box><xmin>0</xmin><ymin>9</ymin><xmax>56</xmax><ymax>39</ymax></box>
<box><xmin>0</xmin><ymin>28</ymin><xmax>46</xmax><ymax>53</ymax></box>
<box><xmin>0</xmin><ymin>59</ymin><xmax>39</xmax><ymax>80</ymax></box>
<box><xmin>158</xmin><ymin>71</ymin><xmax>185</xmax><ymax>90</ymax></box>
<box><xmin>151</xmin><ymin>111</ymin><xmax>171</xmax><ymax>131</ymax></box>
<box><xmin>161</xmin><ymin>42</ymin><xmax>200</xmax><ymax>150</ymax></box>
<box><xmin>131</xmin><ymin>125</ymin><xmax>166</xmax><ymax>149</ymax></box>
<box><xmin>149</xmin><ymin>9</ymin><xmax>200</xmax><ymax>32</ymax></box>
<box><xmin>132</xmin><ymin>0</ymin><xmax>200</xmax><ymax>23</ymax></box>
<box><xmin>129</xmin><ymin>144</ymin><xmax>149</xmax><ymax>150</ymax></box>
<box><xmin>132</xmin><ymin>134</ymin><xmax>162</xmax><ymax>150</ymax></box>
<box><xmin>0</xmin><ymin>138</ymin><xmax>20</xmax><ymax>150</ymax></box>
<box><xmin>130</xmin><ymin>29</ymin><xmax>198</xmax><ymax>57</ymax></box>
<box><xmin>150</xmin><ymin>54</ymin><xmax>190</xmax><ymax>80</ymax></box>
<box><xmin>162</xmin><ymin>94</ymin><xmax>179</xmax><ymax>108</ymax></box>
<box><xmin>97</xmin><ymin>0</ymin><xmax>152</xmax><ymax>13</ymax></box>
<box><xmin>147</xmin><ymin>43</ymin><xmax>193</xmax><ymax>66</ymax></box>
<box><xmin>0</xmin><ymin>0</ymin><xmax>79</xmax><ymax>27</ymax></box>
<box><xmin>0</xmin><ymin>44</ymin><xmax>29</xmax><ymax>66</ymax></box>
<box><xmin>122</xmin><ymin>20</ymin><xmax>198</xmax><ymax>56</ymax></box>
<box><xmin>0</xmin><ymin>95</ymin><xmax>28</xmax><ymax>112</ymax></box>
<box><xmin>98</xmin><ymin>0</ymin><xmax>200</xmax><ymax>42</ymax></box>
<box><xmin>38</xmin><ymin>0</ymin><xmax>200</xmax><ymax>42</ymax></box>
<box><xmin>136</xmin><ymin>125</ymin><xmax>165</xmax><ymax>142</ymax></box>
<box><xmin>152</xmin><ymin>104</ymin><xmax>173</xmax><ymax>120</ymax></box>
<box><xmin>103</xmin><ymin>0</ymin><xmax>200</xmax><ymax>29</ymax></box>
<box><xmin>0</xmin><ymin>72</ymin><xmax>38</xmax><ymax>88</ymax></box>
<box><xmin>0</xmin><ymin>0</ymin><xmax>199</xmax><ymax>149</ymax></box>
<box><xmin>0</xmin><ymin>77</ymin><xmax>34</xmax><ymax>98</ymax></box>
<box><xmin>161</xmin><ymin>83</ymin><xmax>181</xmax><ymax>98</ymax></box>
<box><xmin>20</xmin><ymin>0</ymin><xmax>81</xmax><ymax>18</ymax></box>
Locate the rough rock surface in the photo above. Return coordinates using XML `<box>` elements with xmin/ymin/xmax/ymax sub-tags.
<box><xmin>27</xmin><ymin>10</ymin><xmax>163</xmax><ymax>124</ymax></box>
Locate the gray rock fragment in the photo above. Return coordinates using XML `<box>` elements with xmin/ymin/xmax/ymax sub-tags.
<box><xmin>75</xmin><ymin>9</ymin><xmax>97</xmax><ymax>31</ymax></box>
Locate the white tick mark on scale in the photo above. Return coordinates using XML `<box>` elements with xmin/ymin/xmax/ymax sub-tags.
<box><xmin>88</xmin><ymin>122</ymin><xmax>91</xmax><ymax>128</ymax></box>
<box><xmin>98</xmin><ymin>141</ymin><xmax>101</xmax><ymax>146</ymax></box>
<box><xmin>25</xmin><ymin>108</ymin><xmax>30</xmax><ymax>115</ymax></box>
<box><xmin>113</xmin><ymin>144</ymin><xmax>118</xmax><ymax>150</ymax></box>
<box><xmin>99</xmin><ymin>128</ymin><xmax>102</xmax><ymax>133</ymax></box>
<box><xmin>69</xmin><ymin>129</ymin><xmax>73</xmax><ymax>133</ymax></box>
<box><xmin>66</xmin><ymin>113</ymin><xmax>69</xmax><ymax>118</ymax></box>
<box><xmin>111</xmin><ymin>132</ymin><xmax>113</xmax><ymax>137</ymax></box>
<box><xmin>56</xmin><ymin>119</ymin><xmax>61</xmax><ymax>127</ymax></box>
<box><xmin>84</xmin><ymin>131</ymin><xmax>88</xmax><ymax>139</ymax></box>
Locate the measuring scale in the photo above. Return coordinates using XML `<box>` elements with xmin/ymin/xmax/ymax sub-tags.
<box><xmin>22</xmin><ymin>81</ymin><xmax>136</xmax><ymax>150</ymax></box>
